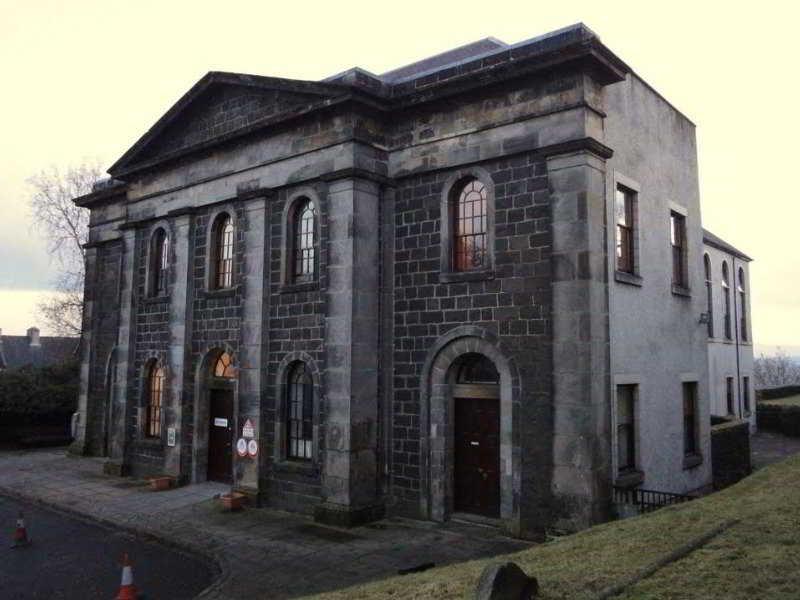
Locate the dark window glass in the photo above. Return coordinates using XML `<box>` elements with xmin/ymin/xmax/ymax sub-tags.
<box><xmin>615</xmin><ymin>185</ymin><xmax>636</xmax><ymax>273</ymax></box>
<box><xmin>683</xmin><ymin>382</ymin><xmax>698</xmax><ymax>456</ymax></box>
<box><xmin>287</xmin><ymin>363</ymin><xmax>313</xmax><ymax>460</ymax></box>
<box><xmin>452</xmin><ymin>179</ymin><xmax>487</xmax><ymax>271</ymax></box>
<box><xmin>151</xmin><ymin>229</ymin><xmax>169</xmax><ymax>296</ymax></box>
<box><xmin>670</xmin><ymin>212</ymin><xmax>687</xmax><ymax>287</ymax></box>
<box><xmin>726</xmin><ymin>377</ymin><xmax>734</xmax><ymax>414</ymax></box>
<box><xmin>293</xmin><ymin>199</ymin><xmax>316</xmax><ymax>282</ymax></box>
<box><xmin>704</xmin><ymin>254</ymin><xmax>714</xmax><ymax>337</ymax></box>
<box><xmin>215</xmin><ymin>215</ymin><xmax>234</xmax><ymax>289</ymax></box>
<box><xmin>455</xmin><ymin>353</ymin><xmax>499</xmax><ymax>384</ymax></box>
<box><xmin>738</xmin><ymin>268</ymin><xmax>748</xmax><ymax>342</ymax></box>
<box><xmin>146</xmin><ymin>364</ymin><xmax>164</xmax><ymax>438</ymax></box>
<box><xmin>722</xmin><ymin>263</ymin><xmax>732</xmax><ymax>339</ymax></box>
<box><xmin>617</xmin><ymin>385</ymin><xmax>637</xmax><ymax>473</ymax></box>
<box><xmin>743</xmin><ymin>376</ymin><xmax>751</xmax><ymax>413</ymax></box>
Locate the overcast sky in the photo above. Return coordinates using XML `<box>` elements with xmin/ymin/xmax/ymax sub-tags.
<box><xmin>0</xmin><ymin>0</ymin><xmax>797</xmax><ymax>354</ymax></box>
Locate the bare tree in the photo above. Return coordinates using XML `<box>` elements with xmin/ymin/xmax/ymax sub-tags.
<box><xmin>754</xmin><ymin>348</ymin><xmax>800</xmax><ymax>389</ymax></box>
<box><xmin>27</xmin><ymin>163</ymin><xmax>102</xmax><ymax>336</ymax></box>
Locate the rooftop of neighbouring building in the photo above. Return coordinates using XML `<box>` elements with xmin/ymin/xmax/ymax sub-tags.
<box><xmin>0</xmin><ymin>327</ymin><xmax>79</xmax><ymax>370</ymax></box>
<box><xmin>703</xmin><ymin>229</ymin><xmax>753</xmax><ymax>262</ymax></box>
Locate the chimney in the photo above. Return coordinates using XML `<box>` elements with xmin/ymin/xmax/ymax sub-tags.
<box><xmin>27</xmin><ymin>327</ymin><xmax>40</xmax><ymax>347</ymax></box>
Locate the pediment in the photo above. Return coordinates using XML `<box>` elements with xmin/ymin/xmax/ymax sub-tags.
<box><xmin>109</xmin><ymin>72</ymin><xmax>343</xmax><ymax>177</ymax></box>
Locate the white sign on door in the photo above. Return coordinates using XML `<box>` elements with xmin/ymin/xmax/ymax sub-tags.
<box><xmin>213</xmin><ymin>418</ymin><xmax>228</xmax><ymax>427</ymax></box>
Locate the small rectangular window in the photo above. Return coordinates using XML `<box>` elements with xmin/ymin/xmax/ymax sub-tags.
<box><xmin>743</xmin><ymin>376</ymin><xmax>750</xmax><ymax>413</ymax></box>
<box><xmin>670</xmin><ymin>212</ymin><xmax>687</xmax><ymax>287</ymax></box>
<box><xmin>726</xmin><ymin>377</ymin><xmax>735</xmax><ymax>415</ymax></box>
<box><xmin>617</xmin><ymin>385</ymin><xmax>637</xmax><ymax>473</ymax></box>
<box><xmin>615</xmin><ymin>185</ymin><xmax>636</xmax><ymax>274</ymax></box>
<box><xmin>683</xmin><ymin>382</ymin><xmax>698</xmax><ymax>456</ymax></box>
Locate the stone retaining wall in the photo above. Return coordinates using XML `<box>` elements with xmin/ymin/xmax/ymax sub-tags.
<box><xmin>711</xmin><ymin>419</ymin><xmax>751</xmax><ymax>490</ymax></box>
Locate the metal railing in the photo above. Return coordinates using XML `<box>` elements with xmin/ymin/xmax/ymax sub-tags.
<box><xmin>613</xmin><ymin>486</ymin><xmax>695</xmax><ymax>514</ymax></box>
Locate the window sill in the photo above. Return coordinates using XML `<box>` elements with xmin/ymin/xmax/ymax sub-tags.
<box><xmin>279</xmin><ymin>281</ymin><xmax>319</xmax><ymax>294</ymax></box>
<box><xmin>142</xmin><ymin>295</ymin><xmax>170</xmax><ymax>305</ymax></box>
<box><xmin>683</xmin><ymin>453</ymin><xmax>703</xmax><ymax>470</ymax></box>
<box><xmin>671</xmin><ymin>284</ymin><xmax>691</xmax><ymax>298</ymax></box>
<box><xmin>440</xmin><ymin>269</ymin><xmax>494</xmax><ymax>284</ymax></box>
<box><xmin>615</xmin><ymin>469</ymin><xmax>644</xmax><ymax>489</ymax></box>
<box><xmin>273</xmin><ymin>460</ymin><xmax>319</xmax><ymax>477</ymax></box>
<box><xmin>614</xmin><ymin>270</ymin><xmax>642</xmax><ymax>287</ymax></box>
<box><xmin>200</xmin><ymin>285</ymin><xmax>240</xmax><ymax>299</ymax></box>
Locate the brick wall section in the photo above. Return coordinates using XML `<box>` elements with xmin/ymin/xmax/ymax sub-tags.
<box><xmin>128</xmin><ymin>224</ymin><xmax>174</xmax><ymax>474</ymax></box>
<box><xmin>711</xmin><ymin>419</ymin><xmax>751</xmax><ymax>489</ymax></box>
<box><xmin>263</xmin><ymin>188</ymin><xmax>329</xmax><ymax>514</ymax></box>
<box><xmin>85</xmin><ymin>240</ymin><xmax>123</xmax><ymax>454</ymax></box>
<box><xmin>391</xmin><ymin>154</ymin><xmax>553</xmax><ymax>515</ymax></box>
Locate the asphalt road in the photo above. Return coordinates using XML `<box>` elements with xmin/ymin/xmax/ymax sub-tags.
<box><xmin>0</xmin><ymin>495</ymin><xmax>215</xmax><ymax>599</ymax></box>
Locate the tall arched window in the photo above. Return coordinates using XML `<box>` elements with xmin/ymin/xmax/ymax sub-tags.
<box><xmin>286</xmin><ymin>362</ymin><xmax>313</xmax><ymax>460</ymax></box>
<box><xmin>722</xmin><ymin>262</ymin><xmax>732</xmax><ymax>340</ymax></box>
<box><xmin>292</xmin><ymin>199</ymin><xmax>316</xmax><ymax>283</ymax></box>
<box><xmin>212</xmin><ymin>214</ymin><xmax>234</xmax><ymax>289</ymax></box>
<box><xmin>738</xmin><ymin>268</ymin><xmax>748</xmax><ymax>342</ymax></box>
<box><xmin>146</xmin><ymin>363</ymin><xmax>164</xmax><ymax>438</ymax></box>
<box><xmin>150</xmin><ymin>228</ymin><xmax>169</xmax><ymax>296</ymax></box>
<box><xmin>704</xmin><ymin>254</ymin><xmax>713</xmax><ymax>337</ymax></box>
<box><xmin>451</xmin><ymin>179</ymin><xmax>487</xmax><ymax>271</ymax></box>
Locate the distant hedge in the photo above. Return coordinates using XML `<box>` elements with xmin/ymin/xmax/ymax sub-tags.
<box><xmin>758</xmin><ymin>385</ymin><xmax>800</xmax><ymax>401</ymax></box>
<box><xmin>0</xmin><ymin>360</ymin><xmax>79</xmax><ymax>417</ymax></box>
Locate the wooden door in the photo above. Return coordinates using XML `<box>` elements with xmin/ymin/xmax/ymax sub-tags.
<box><xmin>454</xmin><ymin>396</ymin><xmax>500</xmax><ymax>517</ymax></box>
<box><xmin>207</xmin><ymin>389</ymin><xmax>233</xmax><ymax>483</ymax></box>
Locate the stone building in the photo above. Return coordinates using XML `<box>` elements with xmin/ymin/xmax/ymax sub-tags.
<box><xmin>703</xmin><ymin>231</ymin><xmax>754</xmax><ymax>431</ymax></box>
<box><xmin>71</xmin><ymin>24</ymin><xmax>751</xmax><ymax>537</ymax></box>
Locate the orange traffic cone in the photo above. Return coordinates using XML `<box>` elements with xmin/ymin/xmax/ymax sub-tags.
<box><xmin>115</xmin><ymin>553</ymin><xmax>138</xmax><ymax>600</ymax></box>
<box><xmin>11</xmin><ymin>511</ymin><xmax>30</xmax><ymax>548</ymax></box>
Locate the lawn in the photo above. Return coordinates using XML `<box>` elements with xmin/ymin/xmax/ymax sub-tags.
<box><xmin>304</xmin><ymin>454</ymin><xmax>800</xmax><ymax>600</ymax></box>
<box><xmin>760</xmin><ymin>394</ymin><xmax>800</xmax><ymax>408</ymax></box>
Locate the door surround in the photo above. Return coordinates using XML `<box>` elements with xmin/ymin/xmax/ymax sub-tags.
<box><xmin>191</xmin><ymin>347</ymin><xmax>238</xmax><ymax>483</ymax></box>
<box><xmin>419</xmin><ymin>326</ymin><xmax>520</xmax><ymax>530</ymax></box>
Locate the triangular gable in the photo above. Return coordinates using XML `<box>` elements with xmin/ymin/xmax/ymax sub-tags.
<box><xmin>109</xmin><ymin>72</ymin><xmax>346</xmax><ymax>178</ymax></box>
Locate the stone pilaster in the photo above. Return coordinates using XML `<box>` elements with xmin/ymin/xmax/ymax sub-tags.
<box><xmin>546</xmin><ymin>147</ymin><xmax>611</xmax><ymax>530</ymax></box>
<box><xmin>164</xmin><ymin>214</ymin><xmax>192</xmax><ymax>479</ymax></box>
<box><xmin>236</xmin><ymin>195</ymin><xmax>269</xmax><ymax>493</ymax></box>
<box><xmin>316</xmin><ymin>177</ymin><xmax>383</xmax><ymax>526</ymax></box>
<box><xmin>69</xmin><ymin>246</ymin><xmax>98</xmax><ymax>456</ymax></box>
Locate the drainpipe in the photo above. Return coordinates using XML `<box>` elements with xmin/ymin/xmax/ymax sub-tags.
<box><xmin>732</xmin><ymin>256</ymin><xmax>743</xmax><ymax>419</ymax></box>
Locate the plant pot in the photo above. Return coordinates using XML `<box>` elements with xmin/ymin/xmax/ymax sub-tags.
<box><xmin>149</xmin><ymin>476</ymin><xmax>173</xmax><ymax>491</ymax></box>
<box><xmin>220</xmin><ymin>492</ymin><xmax>246</xmax><ymax>511</ymax></box>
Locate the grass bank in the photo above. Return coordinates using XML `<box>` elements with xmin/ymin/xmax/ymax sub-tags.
<box><xmin>305</xmin><ymin>454</ymin><xmax>800</xmax><ymax>599</ymax></box>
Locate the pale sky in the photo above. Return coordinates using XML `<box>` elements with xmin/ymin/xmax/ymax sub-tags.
<box><xmin>0</xmin><ymin>0</ymin><xmax>797</xmax><ymax>355</ymax></box>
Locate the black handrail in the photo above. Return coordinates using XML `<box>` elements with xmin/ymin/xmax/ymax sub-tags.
<box><xmin>613</xmin><ymin>486</ymin><xmax>695</xmax><ymax>514</ymax></box>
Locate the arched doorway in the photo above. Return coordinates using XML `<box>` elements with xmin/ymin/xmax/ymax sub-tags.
<box><xmin>206</xmin><ymin>351</ymin><xmax>235</xmax><ymax>483</ymax></box>
<box><xmin>450</xmin><ymin>353</ymin><xmax>500</xmax><ymax>517</ymax></box>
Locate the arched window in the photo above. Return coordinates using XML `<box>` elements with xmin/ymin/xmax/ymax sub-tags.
<box><xmin>146</xmin><ymin>363</ymin><xmax>164</xmax><ymax>438</ymax></box>
<box><xmin>286</xmin><ymin>362</ymin><xmax>313</xmax><ymax>460</ymax></box>
<box><xmin>451</xmin><ymin>179</ymin><xmax>488</xmax><ymax>271</ymax></box>
<box><xmin>455</xmin><ymin>353</ymin><xmax>499</xmax><ymax>384</ymax></box>
<box><xmin>150</xmin><ymin>228</ymin><xmax>169</xmax><ymax>296</ymax></box>
<box><xmin>213</xmin><ymin>351</ymin><xmax>235</xmax><ymax>378</ymax></box>
<box><xmin>292</xmin><ymin>199</ymin><xmax>316</xmax><ymax>283</ymax></box>
<box><xmin>738</xmin><ymin>268</ymin><xmax>748</xmax><ymax>342</ymax></box>
<box><xmin>212</xmin><ymin>214</ymin><xmax>234</xmax><ymax>289</ymax></box>
<box><xmin>704</xmin><ymin>254</ymin><xmax>713</xmax><ymax>337</ymax></box>
<box><xmin>722</xmin><ymin>262</ymin><xmax>732</xmax><ymax>340</ymax></box>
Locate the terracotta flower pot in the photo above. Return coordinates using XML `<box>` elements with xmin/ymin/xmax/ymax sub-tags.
<box><xmin>220</xmin><ymin>492</ymin><xmax>246</xmax><ymax>511</ymax></box>
<box><xmin>149</xmin><ymin>476</ymin><xmax>173</xmax><ymax>491</ymax></box>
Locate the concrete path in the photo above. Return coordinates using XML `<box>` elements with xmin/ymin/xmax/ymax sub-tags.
<box><xmin>0</xmin><ymin>448</ymin><xmax>530</xmax><ymax>599</ymax></box>
<box><xmin>750</xmin><ymin>430</ymin><xmax>800</xmax><ymax>470</ymax></box>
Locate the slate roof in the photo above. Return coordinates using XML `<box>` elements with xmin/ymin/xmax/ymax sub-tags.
<box><xmin>702</xmin><ymin>229</ymin><xmax>752</xmax><ymax>262</ymax></box>
<box><xmin>0</xmin><ymin>334</ymin><xmax>79</xmax><ymax>370</ymax></box>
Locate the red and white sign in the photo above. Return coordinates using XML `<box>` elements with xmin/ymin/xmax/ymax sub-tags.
<box><xmin>247</xmin><ymin>439</ymin><xmax>258</xmax><ymax>458</ymax></box>
<box><xmin>242</xmin><ymin>419</ymin><xmax>255</xmax><ymax>439</ymax></box>
<box><xmin>236</xmin><ymin>438</ymin><xmax>247</xmax><ymax>457</ymax></box>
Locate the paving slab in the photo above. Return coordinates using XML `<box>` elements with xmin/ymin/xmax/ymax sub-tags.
<box><xmin>0</xmin><ymin>448</ymin><xmax>531</xmax><ymax>599</ymax></box>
